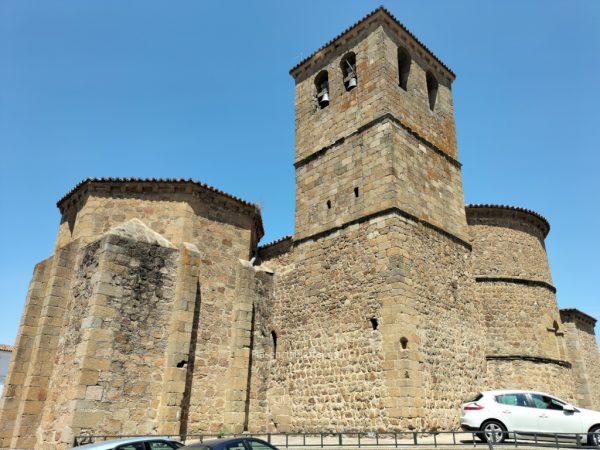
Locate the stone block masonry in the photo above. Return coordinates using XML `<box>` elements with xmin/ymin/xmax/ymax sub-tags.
<box><xmin>0</xmin><ymin>6</ymin><xmax>598</xmax><ymax>450</ymax></box>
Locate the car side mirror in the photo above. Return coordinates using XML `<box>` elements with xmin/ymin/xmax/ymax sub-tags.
<box><xmin>563</xmin><ymin>404</ymin><xmax>576</xmax><ymax>412</ymax></box>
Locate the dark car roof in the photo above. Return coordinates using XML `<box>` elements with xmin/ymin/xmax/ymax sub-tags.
<box><xmin>185</xmin><ymin>437</ymin><xmax>270</xmax><ymax>449</ymax></box>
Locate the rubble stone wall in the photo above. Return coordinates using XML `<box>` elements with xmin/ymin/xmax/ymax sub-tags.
<box><xmin>485</xmin><ymin>359</ymin><xmax>575</xmax><ymax>403</ymax></box>
<box><xmin>560</xmin><ymin>311</ymin><xmax>600</xmax><ymax>409</ymax></box>
<box><xmin>260</xmin><ymin>213</ymin><xmax>485</xmax><ymax>432</ymax></box>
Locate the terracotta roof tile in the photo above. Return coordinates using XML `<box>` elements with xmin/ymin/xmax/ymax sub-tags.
<box><xmin>57</xmin><ymin>177</ymin><xmax>259</xmax><ymax>210</ymax></box>
<box><xmin>0</xmin><ymin>344</ymin><xmax>14</xmax><ymax>352</ymax></box>
<box><xmin>560</xmin><ymin>308</ymin><xmax>597</xmax><ymax>325</ymax></box>
<box><xmin>56</xmin><ymin>177</ymin><xmax>264</xmax><ymax>239</ymax></box>
<box><xmin>290</xmin><ymin>6</ymin><xmax>455</xmax><ymax>79</ymax></box>
<box><xmin>466</xmin><ymin>204</ymin><xmax>550</xmax><ymax>237</ymax></box>
<box><xmin>259</xmin><ymin>235</ymin><xmax>293</xmax><ymax>250</ymax></box>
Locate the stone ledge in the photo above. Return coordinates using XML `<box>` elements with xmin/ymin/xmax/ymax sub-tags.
<box><xmin>486</xmin><ymin>354</ymin><xmax>572</xmax><ymax>369</ymax></box>
<box><xmin>293</xmin><ymin>206</ymin><xmax>472</xmax><ymax>250</ymax></box>
<box><xmin>474</xmin><ymin>276</ymin><xmax>556</xmax><ymax>293</ymax></box>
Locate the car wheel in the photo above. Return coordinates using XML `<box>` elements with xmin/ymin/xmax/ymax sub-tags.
<box><xmin>481</xmin><ymin>420</ymin><xmax>507</xmax><ymax>444</ymax></box>
<box><xmin>589</xmin><ymin>425</ymin><xmax>600</xmax><ymax>446</ymax></box>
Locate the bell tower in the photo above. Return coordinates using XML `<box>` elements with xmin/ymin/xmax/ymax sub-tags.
<box><xmin>290</xmin><ymin>7</ymin><xmax>467</xmax><ymax>243</ymax></box>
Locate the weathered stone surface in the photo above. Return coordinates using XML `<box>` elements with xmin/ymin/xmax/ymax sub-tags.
<box><xmin>0</xmin><ymin>7</ymin><xmax>597</xmax><ymax>450</ymax></box>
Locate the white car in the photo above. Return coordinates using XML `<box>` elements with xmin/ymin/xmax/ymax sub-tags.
<box><xmin>461</xmin><ymin>390</ymin><xmax>600</xmax><ymax>445</ymax></box>
<box><xmin>71</xmin><ymin>436</ymin><xmax>184</xmax><ymax>449</ymax></box>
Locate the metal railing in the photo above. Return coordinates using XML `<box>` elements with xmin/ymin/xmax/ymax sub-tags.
<box><xmin>73</xmin><ymin>430</ymin><xmax>600</xmax><ymax>449</ymax></box>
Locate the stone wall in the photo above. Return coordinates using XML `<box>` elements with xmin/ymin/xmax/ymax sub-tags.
<box><xmin>294</xmin><ymin>121</ymin><xmax>467</xmax><ymax>242</ymax></box>
<box><xmin>466</xmin><ymin>206</ymin><xmax>551</xmax><ymax>283</ymax></box>
<box><xmin>27</xmin><ymin>220</ymin><xmax>192</xmax><ymax>449</ymax></box>
<box><xmin>55</xmin><ymin>181</ymin><xmax>261</xmax><ymax>255</ymax></box>
<box><xmin>2</xmin><ymin>7</ymin><xmax>599</xmax><ymax>449</ymax></box>
<box><xmin>560</xmin><ymin>310</ymin><xmax>600</xmax><ymax>409</ymax></box>
<box><xmin>293</xmin><ymin>22</ymin><xmax>456</xmax><ymax>164</ymax></box>
<box><xmin>259</xmin><ymin>212</ymin><xmax>485</xmax><ymax>432</ymax></box>
<box><xmin>485</xmin><ymin>359</ymin><xmax>574</xmax><ymax>403</ymax></box>
<box><xmin>0</xmin><ymin>242</ymin><xmax>79</xmax><ymax>449</ymax></box>
<box><xmin>466</xmin><ymin>206</ymin><xmax>574</xmax><ymax>400</ymax></box>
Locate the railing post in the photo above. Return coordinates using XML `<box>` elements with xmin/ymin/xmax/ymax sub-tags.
<box><xmin>358</xmin><ymin>433</ymin><xmax>361</xmax><ymax>448</ymax></box>
<box><xmin>576</xmin><ymin>433</ymin><xmax>581</xmax><ymax>448</ymax></box>
<box><xmin>394</xmin><ymin>432</ymin><xmax>398</xmax><ymax>448</ymax></box>
<box><xmin>320</xmin><ymin>433</ymin><xmax>323</xmax><ymax>448</ymax></box>
<box><xmin>303</xmin><ymin>433</ymin><xmax>306</xmax><ymax>447</ymax></box>
<box><xmin>555</xmin><ymin>433</ymin><xmax>559</xmax><ymax>450</ymax></box>
<box><xmin>434</xmin><ymin>433</ymin><xmax>437</xmax><ymax>448</ymax></box>
<box><xmin>376</xmin><ymin>432</ymin><xmax>379</xmax><ymax>445</ymax></box>
<box><xmin>338</xmin><ymin>433</ymin><xmax>342</xmax><ymax>446</ymax></box>
<box><xmin>452</xmin><ymin>431</ymin><xmax>456</xmax><ymax>445</ymax></box>
<box><xmin>286</xmin><ymin>433</ymin><xmax>289</xmax><ymax>448</ymax></box>
<box><xmin>413</xmin><ymin>432</ymin><xmax>417</xmax><ymax>445</ymax></box>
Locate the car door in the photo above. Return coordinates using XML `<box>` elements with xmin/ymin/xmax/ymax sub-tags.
<box><xmin>495</xmin><ymin>393</ymin><xmax>539</xmax><ymax>433</ymax></box>
<box><xmin>530</xmin><ymin>394</ymin><xmax>582</xmax><ymax>434</ymax></box>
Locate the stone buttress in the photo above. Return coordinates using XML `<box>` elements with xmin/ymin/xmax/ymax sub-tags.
<box><xmin>0</xmin><ymin>179</ymin><xmax>268</xmax><ymax>449</ymax></box>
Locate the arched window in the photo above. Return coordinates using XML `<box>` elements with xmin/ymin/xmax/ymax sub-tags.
<box><xmin>340</xmin><ymin>52</ymin><xmax>357</xmax><ymax>91</ymax></box>
<box><xmin>426</xmin><ymin>72</ymin><xmax>438</xmax><ymax>111</ymax></box>
<box><xmin>397</xmin><ymin>47</ymin><xmax>411</xmax><ymax>90</ymax></box>
<box><xmin>271</xmin><ymin>330</ymin><xmax>278</xmax><ymax>359</ymax></box>
<box><xmin>315</xmin><ymin>70</ymin><xmax>330</xmax><ymax>108</ymax></box>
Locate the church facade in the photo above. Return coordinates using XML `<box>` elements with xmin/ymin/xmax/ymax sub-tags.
<box><xmin>0</xmin><ymin>7</ymin><xmax>598</xmax><ymax>450</ymax></box>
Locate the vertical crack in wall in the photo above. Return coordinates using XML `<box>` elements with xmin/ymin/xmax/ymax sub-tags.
<box><xmin>243</xmin><ymin>303</ymin><xmax>256</xmax><ymax>431</ymax></box>
<box><xmin>179</xmin><ymin>279</ymin><xmax>202</xmax><ymax>438</ymax></box>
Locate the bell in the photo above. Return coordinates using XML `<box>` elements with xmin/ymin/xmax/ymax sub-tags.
<box><xmin>319</xmin><ymin>91</ymin><xmax>329</xmax><ymax>106</ymax></box>
<box><xmin>347</xmin><ymin>76</ymin><xmax>357</xmax><ymax>89</ymax></box>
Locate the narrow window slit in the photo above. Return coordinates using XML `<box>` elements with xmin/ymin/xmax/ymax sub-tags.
<box><xmin>370</xmin><ymin>318</ymin><xmax>379</xmax><ymax>330</ymax></box>
<box><xmin>354</xmin><ymin>187</ymin><xmax>359</xmax><ymax>198</ymax></box>
<box><xmin>400</xmin><ymin>336</ymin><xmax>408</xmax><ymax>349</ymax></box>
<box><xmin>271</xmin><ymin>330</ymin><xmax>277</xmax><ymax>359</ymax></box>
<box><xmin>326</xmin><ymin>200</ymin><xmax>332</xmax><ymax>209</ymax></box>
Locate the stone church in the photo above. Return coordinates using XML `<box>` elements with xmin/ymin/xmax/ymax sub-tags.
<box><xmin>1</xmin><ymin>7</ymin><xmax>598</xmax><ymax>450</ymax></box>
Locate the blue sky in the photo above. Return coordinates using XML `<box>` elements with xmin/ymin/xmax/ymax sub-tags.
<box><xmin>1</xmin><ymin>0</ymin><xmax>598</xmax><ymax>345</ymax></box>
